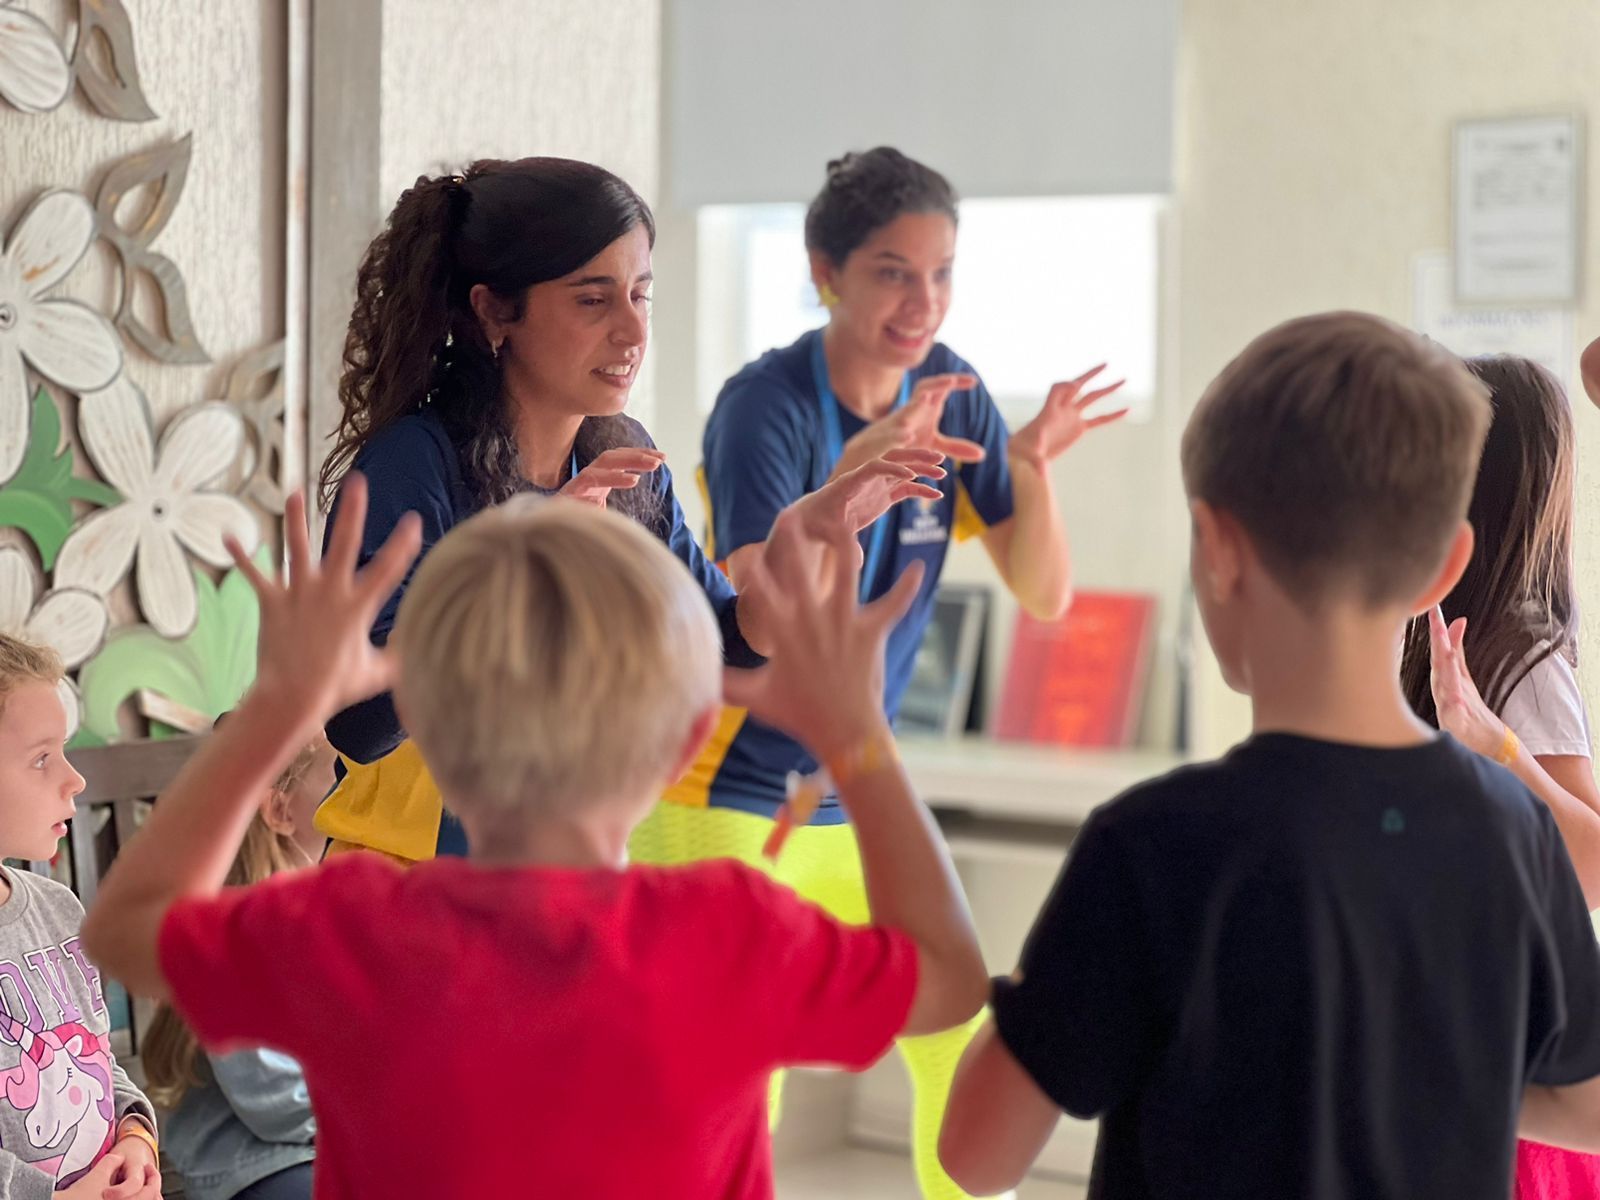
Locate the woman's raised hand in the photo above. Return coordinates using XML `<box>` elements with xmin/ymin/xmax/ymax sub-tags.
<box><xmin>1008</xmin><ymin>364</ymin><xmax>1127</xmax><ymax>470</ymax></box>
<box><xmin>834</xmin><ymin>374</ymin><xmax>987</xmax><ymax>479</ymax></box>
<box><xmin>559</xmin><ymin>447</ymin><xmax>666</xmax><ymax>509</ymax></box>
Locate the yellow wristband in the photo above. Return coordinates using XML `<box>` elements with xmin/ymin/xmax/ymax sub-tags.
<box><xmin>116</xmin><ymin>1116</ymin><xmax>159</xmax><ymax>1157</ymax></box>
<box><xmin>824</xmin><ymin>729</ymin><xmax>900</xmax><ymax>788</ymax></box>
<box><xmin>1494</xmin><ymin>726</ymin><xmax>1521</xmax><ymax>767</ymax></box>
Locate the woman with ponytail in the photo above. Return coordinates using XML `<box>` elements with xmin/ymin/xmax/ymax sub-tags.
<box><xmin>315</xmin><ymin>158</ymin><xmax>938</xmax><ymax>861</ymax></box>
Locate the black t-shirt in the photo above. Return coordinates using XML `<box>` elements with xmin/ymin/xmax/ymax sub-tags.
<box><xmin>993</xmin><ymin>733</ymin><xmax>1600</xmax><ymax>1200</ymax></box>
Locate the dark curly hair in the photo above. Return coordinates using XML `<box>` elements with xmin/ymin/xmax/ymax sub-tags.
<box><xmin>320</xmin><ymin>157</ymin><xmax>658</xmax><ymax>521</ymax></box>
<box><xmin>803</xmin><ymin>147</ymin><xmax>959</xmax><ymax>266</ymax></box>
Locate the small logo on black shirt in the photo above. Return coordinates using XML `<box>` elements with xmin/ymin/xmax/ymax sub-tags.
<box><xmin>1381</xmin><ymin>808</ymin><xmax>1406</xmax><ymax>835</ymax></box>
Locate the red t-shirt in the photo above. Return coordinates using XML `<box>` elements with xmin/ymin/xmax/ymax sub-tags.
<box><xmin>158</xmin><ymin>853</ymin><xmax>916</xmax><ymax>1199</ymax></box>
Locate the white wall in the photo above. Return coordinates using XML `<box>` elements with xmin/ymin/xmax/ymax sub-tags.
<box><xmin>667</xmin><ymin>0</ymin><xmax>1176</xmax><ymax>205</ymax></box>
<box><xmin>379</xmin><ymin>0</ymin><xmax>662</xmax><ymax>424</ymax></box>
<box><xmin>1176</xmin><ymin>0</ymin><xmax>1600</xmax><ymax>755</ymax></box>
<box><xmin>1</xmin><ymin>1</ymin><xmax>284</xmax><ymax>430</ymax></box>
<box><xmin>379</xmin><ymin>0</ymin><xmax>658</xmax><ymax>207</ymax></box>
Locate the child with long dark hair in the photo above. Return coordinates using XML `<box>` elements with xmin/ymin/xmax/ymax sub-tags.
<box><xmin>1400</xmin><ymin>354</ymin><xmax>1600</xmax><ymax>1198</ymax></box>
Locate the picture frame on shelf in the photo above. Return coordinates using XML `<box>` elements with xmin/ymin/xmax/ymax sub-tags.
<box><xmin>897</xmin><ymin>584</ymin><xmax>990</xmax><ymax>740</ymax></box>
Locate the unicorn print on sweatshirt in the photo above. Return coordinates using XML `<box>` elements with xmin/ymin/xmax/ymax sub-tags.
<box><xmin>0</xmin><ymin>928</ymin><xmax>124</xmax><ymax>1189</ymax></box>
<box><xmin>0</xmin><ymin>1014</ymin><xmax>114</xmax><ymax>1187</ymax></box>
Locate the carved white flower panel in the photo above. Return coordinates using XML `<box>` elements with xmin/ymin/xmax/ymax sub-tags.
<box><xmin>0</xmin><ymin>189</ymin><xmax>123</xmax><ymax>482</ymax></box>
<box><xmin>0</xmin><ymin>3</ymin><xmax>70</xmax><ymax>113</ymax></box>
<box><xmin>54</xmin><ymin>678</ymin><xmax>79</xmax><ymax>740</ymax></box>
<box><xmin>54</xmin><ymin>390</ymin><xmax>261</xmax><ymax>639</ymax></box>
<box><xmin>0</xmin><ymin>546</ymin><xmax>107</xmax><ymax>667</ymax></box>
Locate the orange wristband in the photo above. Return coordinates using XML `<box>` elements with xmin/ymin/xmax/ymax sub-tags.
<box><xmin>824</xmin><ymin>728</ymin><xmax>900</xmax><ymax>788</ymax></box>
<box><xmin>763</xmin><ymin>732</ymin><xmax>899</xmax><ymax>862</ymax></box>
<box><xmin>116</xmin><ymin>1116</ymin><xmax>159</xmax><ymax>1158</ymax></box>
<box><xmin>1494</xmin><ymin>726</ymin><xmax>1521</xmax><ymax>767</ymax></box>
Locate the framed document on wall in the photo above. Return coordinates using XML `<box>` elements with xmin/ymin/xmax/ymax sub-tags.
<box><xmin>1453</xmin><ymin>114</ymin><xmax>1584</xmax><ymax>305</ymax></box>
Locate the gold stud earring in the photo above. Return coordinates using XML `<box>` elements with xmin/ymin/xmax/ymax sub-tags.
<box><xmin>818</xmin><ymin>283</ymin><xmax>840</xmax><ymax>309</ymax></box>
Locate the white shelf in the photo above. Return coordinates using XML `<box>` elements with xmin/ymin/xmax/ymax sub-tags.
<box><xmin>777</xmin><ymin>1145</ymin><xmax>1085</xmax><ymax>1200</ymax></box>
<box><xmin>900</xmin><ymin>736</ymin><xmax>1188</xmax><ymax>826</ymax></box>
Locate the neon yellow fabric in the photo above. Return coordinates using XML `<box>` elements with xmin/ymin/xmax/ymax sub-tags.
<box><xmin>314</xmin><ymin>740</ymin><xmax>445</xmax><ymax>863</ymax></box>
<box><xmin>627</xmin><ymin>801</ymin><xmax>990</xmax><ymax>1200</ymax></box>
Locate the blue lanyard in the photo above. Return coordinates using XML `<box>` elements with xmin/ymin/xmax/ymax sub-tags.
<box><xmin>809</xmin><ymin>332</ymin><xmax>911</xmax><ymax>601</ymax></box>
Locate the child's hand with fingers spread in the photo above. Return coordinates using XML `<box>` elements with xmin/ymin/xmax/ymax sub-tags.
<box><xmin>1427</xmin><ymin>605</ymin><xmax>1511</xmax><ymax>759</ymax></box>
<box><xmin>225</xmin><ymin>476</ymin><xmax>422</xmax><ymax>725</ymax></box>
<box><xmin>725</xmin><ymin>507</ymin><xmax>924</xmax><ymax>763</ymax></box>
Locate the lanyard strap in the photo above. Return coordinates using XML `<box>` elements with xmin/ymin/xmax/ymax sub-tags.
<box><xmin>810</xmin><ymin>332</ymin><xmax>911</xmax><ymax>601</ymax></box>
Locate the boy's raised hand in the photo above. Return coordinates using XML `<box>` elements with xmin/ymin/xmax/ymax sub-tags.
<box><xmin>226</xmin><ymin>477</ymin><xmax>421</xmax><ymax>723</ymax></box>
<box><xmin>724</xmin><ymin>506</ymin><xmax>923</xmax><ymax>761</ymax></box>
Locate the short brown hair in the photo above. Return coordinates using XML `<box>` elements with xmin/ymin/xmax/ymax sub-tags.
<box><xmin>1181</xmin><ymin>312</ymin><xmax>1491</xmax><ymax>607</ymax></box>
<box><xmin>0</xmin><ymin>633</ymin><xmax>62</xmax><ymax>719</ymax></box>
<box><xmin>392</xmin><ymin>497</ymin><xmax>722</xmax><ymax>829</ymax></box>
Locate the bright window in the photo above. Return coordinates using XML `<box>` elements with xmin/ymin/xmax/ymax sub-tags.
<box><xmin>696</xmin><ymin>196</ymin><xmax>1163</xmax><ymax>422</ymax></box>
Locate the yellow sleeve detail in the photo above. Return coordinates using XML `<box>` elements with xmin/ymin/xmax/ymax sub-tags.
<box><xmin>952</xmin><ymin>480</ymin><xmax>988</xmax><ymax>543</ymax></box>
<box><xmin>313</xmin><ymin>739</ymin><xmax>443</xmax><ymax>863</ymax></box>
<box><xmin>661</xmin><ymin>705</ymin><xmax>749</xmax><ymax>808</ymax></box>
<box><xmin>695</xmin><ymin>464</ymin><xmax>717</xmax><ymax>562</ymax></box>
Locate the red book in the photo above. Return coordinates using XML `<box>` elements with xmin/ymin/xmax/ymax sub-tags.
<box><xmin>996</xmin><ymin>592</ymin><xmax>1157</xmax><ymax>747</ymax></box>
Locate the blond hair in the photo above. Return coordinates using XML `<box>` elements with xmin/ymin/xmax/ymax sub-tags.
<box><xmin>1181</xmin><ymin>312</ymin><xmax>1491</xmax><ymax>608</ymax></box>
<box><xmin>392</xmin><ymin>497</ymin><xmax>722</xmax><ymax>830</ymax></box>
<box><xmin>0</xmin><ymin>633</ymin><xmax>62</xmax><ymax>719</ymax></box>
<box><xmin>142</xmin><ymin>742</ymin><xmax>319</xmax><ymax>1109</ymax></box>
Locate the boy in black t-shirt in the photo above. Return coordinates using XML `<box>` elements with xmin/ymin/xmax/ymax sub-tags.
<box><xmin>938</xmin><ymin>312</ymin><xmax>1600</xmax><ymax>1199</ymax></box>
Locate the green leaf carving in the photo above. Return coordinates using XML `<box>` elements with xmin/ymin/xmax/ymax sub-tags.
<box><xmin>77</xmin><ymin>551</ymin><xmax>266</xmax><ymax>743</ymax></box>
<box><xmin>0</xmin><ymin>388</ymin><xmax>122</xmax><ymax>569</ymax></box>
